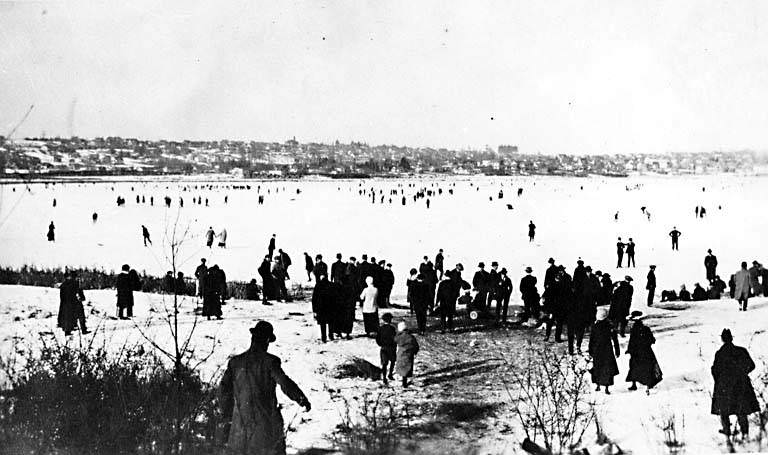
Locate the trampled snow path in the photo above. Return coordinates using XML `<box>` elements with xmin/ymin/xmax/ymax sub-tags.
<box><xmin>2</xmin><ymin>283</ymin><xmax>768</xmax><ymax>454</ymax></box>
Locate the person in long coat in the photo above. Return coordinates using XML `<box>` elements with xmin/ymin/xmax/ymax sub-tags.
<box><xmin>609</xmin><ymin>276</ymin><xmax>634</xmax><ymax>336</ymax></box>
<box><xmin>589</xmin><ymin>308</ymin><xmax>620</xmax><ymax>394</ymax></box>
<box><xmin>334</xmin><ymin>259</ymin><xmax>358</xmax><ymax>339</ymax></box>
<box><xmin>519</xmin><ymin>266</ymin><xmax>540</xmax><ymax>322</ymax></box>
<box><xmin>58</xmin><ymin>272</ymin><xmax>88</xmax><ymax>335</ymax></box>
<box><xmin>733</xmin><ymin>262</ymin><xmax>751</xmax><ymax>311</ymax></box>
<box><xmin>626</xmin><ymin>319</ymin><xmax>662</xmax><ymax>393</ymax></box>
<box><xmin>395</xmin><ymin>322</ymin><xmax>420</xmax><ymax>387</ymax></box>
<box><xmin>711</xmin><ymin>328</ymin><xmax>759</xmax><ymax>438</ymax></box>
<box><xmin>304</xmin><ymin>253</ymin><xmax>315</xmax><ymax>282</ymax></box>
<box><xmin>359</xmin><ymin>276</ymin><xmax>379</xmax><ymax>336</ymax></box>
<box><xmin>258</xmin><ymin>256</ymin><xmax>276</xmax><ymax>303</ymax></box>
<box><xmin>542</xmin><ymin>267</ymin><xmax>566</xmax><ymax>342</ymax></box>
<box><xmin>409</xmin><ymin>274</ymin><xmax>430</xmax><ymax>334</ymax></box>
<box><xmin>116</xmin><ymin>264</ymin><xmax>140</xmax><ymax>319</ymax></box>
<box><xmin>219</xmin><ymin>321</ymin><xmax>311</xmax><ymax>455</ymax></box>
<box><xmin>202</xmin><ymin>265</ymin><xmax>223</xmax><ymax>319</ymax></box>
<box><xmin>194</xmin><ymin>258</ymin><xmax>207</xmax><ymax>298</ymax></box>
<box><xmin>435</xmin><ymin>274</ymin><xmax>458</xmax><ymax>332</ymax></box>
<box><xmin>47</xmin><ymin>221</ymin><xmax>55</xmax><ymax>242</ymax></box>
<box><xmin>749</xmin><ymin>261</ymin><xmax>763</xmax><ymax>297</ymax></box>
<box><xmin>311</xmin><ymin>275</ymin><xmax>338</xmax><ymax>342</ymax></box>
<box><xmin>704</xmin><ymin>249</ymin><xmax>718</xmax><ymax>283</ymax></box>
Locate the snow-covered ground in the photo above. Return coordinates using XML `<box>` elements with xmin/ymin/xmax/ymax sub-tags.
<box><xmin>2</xmin><ymin>284</ymin><xmax>768</xmax><ymax>454</ymax></box>
<box><xmin>2</xmin><ymin>174</ymin><xmax>768</xmax><ymax>453</ymax></box>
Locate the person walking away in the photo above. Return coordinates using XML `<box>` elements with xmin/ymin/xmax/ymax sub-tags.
<box><xmin>219</xmin><ymin>321</ymin><xmax>311</xmax><ymax>455</ymax></box>
<box><xmin>58</xmin><ymin>272</ymin><xmax>89</xmax><ymax>335</ymax></box>
<box><xmin>376</xmin><ymin>313</ymin><xmax>397</xmax><ymax>384</ymax></box>
<box><xmin>498</xmin><ymin>268</ymin><xmax>513</xmax><ymax>323</ymax></box>
<box><xmin>217</xmin><ymin>227</ymin><xmax>228</xmax><ymax>248</ymax></box>
<box><xmin>519</xmin><ymin>266</ymin><xmax>540</xmax><ymax>323</ymax></box>
<box><xmin>609</xmin><ymin>276</ymin><xmax>634</xmax><ymax>336</ymax></box>
<box><xmin>669</xmin><ymin>227</ymin><xmax>682</xmax><ymax>251</ymax></box>
<box><xmin>305</xmin><ymin>253</ymin><xmax>315</xmax><ymax>282</ymax></box>
<box><xmin>711</xmin><ymin>329</ymin><xmax>759</xmax><ymax>440</ymax></box>
<box><xmin>616</xmin><ymin>237</ymin><xmax>625</xmax><ymax>268</ymax></box>
<box><xmin>47</xmin><ymin>221</ymin><xmax>55</xmax><ymax>242</ymax></box>
<box><xmin>646</xmin><ymin>265</ymin><xmax>656</xmax><ymax>306</ymax></box>
<box><xmin>312</xmin><ymin>275</ymin><xmax>337</xmax><ymax>342</ymax></box>
<box><xmin>626</xmin><ymin>238</ymin><xmax>636</xmax><ymax>267</ymax></box>
<box><xmin>705</xmin><ymin>249</ymin><xmax>718</xmax><ymax>284</ymax></box>
<box><xmin>279</xmin><ymin>249</ymin><xmax>292</xmax><ymax>279</ymax></box>
<box><xmin>195</xmin><ymin>258</ymin><xmax>208</xmax><ymax>299</ymax></box>
<box><xmin>312</xmin><ymin>254</ymin><xmax>328</xmax><ymax>284</ymax></box>
<box><xmin>395</xmin><ymin>321</ymin><xmax>420</xmax><ymax>388</ymax></box>
<box><xmin>360</xmin><ymin>276</ymin><xmax>379</xmax><ymax>336</ymax></box>
<box><xmin>528</xmin><ymin>221</ymin><xmax>536</xmax><ymax>242</ymax></box>
<box><xmin>435</xmin><ymin>249</ymin><xmax>444</xmax><ymax>280</ymax></box>
<box><xmin>589</xmin><ymin>308</ymin><xmax>620</xmax><ymax>394</ymax></box>
<box><xmin>116</xmin><ymin>264</ymin><xmax>140</xmax><ymax>319</ymax></box>
<box><xmin>626</xmin><ymin>318</ymin><xmax>662</xmax><ymax>394</ymax></box>
<box><xmin>141</xmin><ymin>225</ymin><xmax>152</xmax><ymax>246</ymax></box>
<box><xmin>268</xmin><ymin>234</ymin><xmax>276</xmax><ymax>260</ymax></box>
<box><xmin>330</xmin><ymin>253</ymin><xmax>344</xmax><ymax>283</ymax></box>
<box><xmin>734</xmin><ymin>262</ymin><xmax>751</xmax><ymax>311</ymax></box>
<box><xmin>409</xmin><ymin>274</ymin><xmax>430</xmax><ymax>334</ymax></box>
<box><xmin>435</xmin><ymin>273</ymin><xmax>458</xmax><ymax>332</ymax></box>
<box><xmin>205</xmin><ymin>227</ymin><xmax>215</xmax><ymax>248</ymax></box>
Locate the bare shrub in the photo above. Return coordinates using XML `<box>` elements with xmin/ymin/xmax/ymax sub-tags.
<box><xmin>332</xmin><ymin>391</ymin><xmax>401</xmax><ymax>455</ymax></box>
<box><xmin>654</xmin><ymin>410</ymin><xmax>685</xmax><ymax>454</ymax></box>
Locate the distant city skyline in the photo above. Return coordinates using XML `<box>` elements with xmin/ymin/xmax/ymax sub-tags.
<box><xmin>2</xmin><ymin>1</ymin><xmax>768</xmax><ymax>155</ymax></box>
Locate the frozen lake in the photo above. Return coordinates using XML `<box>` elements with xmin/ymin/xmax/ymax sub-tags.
<box><xmin>0</xmin><ymin>175</ymin><xmax>765</xmax><ymax>305</ymax></box>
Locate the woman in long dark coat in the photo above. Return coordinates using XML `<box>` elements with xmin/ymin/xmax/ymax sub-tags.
<box><xmin>395</xmin><ymin>322</ymin><xmax>420</xmax><ymax>387</ymax></box>
<box><xmin>58</xmin><ymin>273</ymin><xmax>87</xmax><ymax>335</ymax></box>
<box><xmin>711</xmin><ymin>328</ymin><xmax>759</xmax><ymax>437</ymax></box>
<box><xmin>202</xmin><ymin>266</ymin><xmax>222</xmax><ymax>319</ymax></box>
<box><xmin>626</xmin><ymin>319</ymin><xmax>662</xmax><ymax>393</ymax></box>
<box><xmin>588</xmin><ymin>308</ymin><xmax>620</xmax><ymax>394</ymax></box>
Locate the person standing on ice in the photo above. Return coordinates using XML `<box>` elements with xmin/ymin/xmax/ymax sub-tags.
<box><xmin>615</xmin><ymin>237</ymin><xmax>625</xmax><ymax>268</ymax></box>
<box><xmin>141</xmin><ymin>225</ymin><xmax>152</xmax><ymax>246</ymax></box>
<box><xmin>669</xmin><ymin>227</ymin><xmax>682</xmax><ymax>250</ymax></box>
<box><xmin>645</xmin><ymin>265</ymin><xmax>656</xmax><ymax>306</ymax></box>
<box><xmin>528</xmin><ymin>221</ymin><xmax>536</xmax><ymax>242</ymax></box>
<box><xmin>705</xmin><ymin>249</ymin><xmax>718</xmax><ymax>284</ymax></box>
<box><xmin>711</xmin><ymin>328</ymin><xmax>759</xmax><ymax>440</ymax></box>
<box><xmin>733</xmin><ymin>262</ymin><xmax>751</xmax><ymax>311</ymax></box>
<box><xmin>217</xmin><ymin>227</ymin><xmax>227</xmax><ymax>248</ymax></box>
<box><xmin>626</xmin><ymin>317</ymin><xmax>662</xmax><ymax>394</ymax></box>
<box><xmin>205</xmin><ymin>227</ymin><xmax>215</xmax><ymax>248</ymax></box>
<box><xmin>268</xmin><ymin>234</ymin><xmax>276</xmax><ymax>260</ymax></box>
<box><xmin>46</xmin><ymin>221</ymin><xmax>55</xmax><ymax>242</ymax></box>
<box><xmin>625</xmin><ymin>238</ymin><xmax>636</xmax><ymax>268</ymax></box>
<box><xmin>219</xmin><ymin>321</ymin><xmax>311</xmax><ymax>455</ymax></box>
<box><xmin>589</xmin><ymin>307</ymin><xmax>620</xmax><ymax>395</ymax></box>
<box><xmin>520</xmin><ymin>266</ymin><xmax>540</xmax><ymax>323</ymax></box>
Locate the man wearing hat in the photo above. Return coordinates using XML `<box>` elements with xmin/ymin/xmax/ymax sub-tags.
<box><xmin>472</xmin><ymin>262</ymin><xmax>490</xmax><ymax>311</ymax></box>
<box><xmin>609</xmin><ymin>276</ymin><xmax>634</xmax><ymax>337</ymax></box>
<box><xmin>194</xmin><ymin>258</ymin><xmax>207</xmax><ymax>298</ymax></box>
<box><xmin>734</xmin><ymin>262</ymin><xmax>751</xmax><ymax>311</ymax></box>
<box><xmin>646</xmin><ymin>265</ymin><xmax>656</xmax><ymax>306</ymax></box>
<box><xmin>497</xmin><ymin>268</ymin><xmax>514</xmax><ymax>323</ymax></box>
<box><xmin>220</xmin><ymin>321</ymin><xmax>311</xmax><ymax>454</ymax></box>
<box><xmin>544</xmin><ymin>258</ymin><xmax>558</xmax><ymax>290</ymax></box>
<box><xmin>704</xmin><ymin>249</ymin><xmax>718</xmax><ymax>284</ymax></box>
<box><xmin>488</xmin><ymin>261</ymin><xmax>501</xmax><ymax>312</ymax></box>
<box><xmin>519</xmin><ymin>266</ymin><xmax>540</xmax><ymax>323</ymax></box>
<box><xmin>711</xmin><ymin>328</ymin><xmax>759</xmax><ymax>439</ymax></box>
<box><xmin>330</xmin><ymin>253</ymin><xmax>345</xmax><ymax>284</ymax></box>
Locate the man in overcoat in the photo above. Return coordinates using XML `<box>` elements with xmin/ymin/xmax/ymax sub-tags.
<box><xmin>711</xmin><ymin>328</ymin><xmax>759</xmax><ymax>438</ymax></box>
<box><xmin>219</xmin><ymin>322</ymin><xmax>311</xmax><ymax>454</ymax></box>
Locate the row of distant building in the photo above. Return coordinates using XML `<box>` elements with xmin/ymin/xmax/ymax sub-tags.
<box><xmin>0</xmin><ymin>136</ymin><xmax>764</xmax><ymax>178</ymax></box>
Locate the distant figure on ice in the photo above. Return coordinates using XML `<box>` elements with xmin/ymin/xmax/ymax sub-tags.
<box><xmin>517</xmin><ymin>187</ymin><xmax>523</xmax><ymax>196</ymax></box>
<box><xmin>58</xmin><ymin>272</ymin><xmax>89</xmax><ymax>335</ymax></box>
<box><xmin>217</xmin><ymin>228</ymin><xmax>227</xmax><ymax>248</ymax></box>
<box><xmin>589</xmin><ymin>308</ymin><xmax>620</xmax><ymax>395</ymax></box>
<box><xmin>528</xmin><ymin>221</ymin><xmax>536</xmax><ymax>242</ymax></box>
<box><xmin>268</xmin><ymin>234</ymin><xmax>276</xmax><ymax>259</ymax></box>
<box><xmin>616</xmin><ymin>237</ymin><xmax>625</xmax><ymax>268</ymax></box>
<box><xmin>733</xmin><ymin>262</ymin><xmax>751</xmax><ymax>311</ymax></box>
<box><xmin>695</xmin><ymin>206</ymin><xmax>700</xmax><ymax>217</ymax></box>
<box><xmin>92</xmin><ymin>212</ymin><xmax>98</xmax><ymax>223</ymax></box>
<box><xmin>116</xmin><ymin>264</ymin><xmax>141</xmax><ymax>319</ymax></box>
<box><xmin>626</xmin><ymin>318</ymin><xmax>662</xmax><ymax>394</ymax></box>
<box><xmin>711</xmin><ymin>328</ymin><xmax>759</xmax><ymax>439</ymax></box>
<box><xmin>219</xmin><ymin>321</ymin><xmax>311</xmax><ymax>455</ymax></box>
<box><xmin>304</xmin><ymin>252</ymin><xmax>315</xmax><ymax>282</ymax></box>
<box><xmin>205</xmin><ymin>227</ymin><xmax>215</xmax><ymax>248</ymax></box>
<box><xmin>614</xmin><ymin>211</ymin><xmax>619</xmax><ymax>221</ymax></box>
<box><xmin>395</xmin><ymin>321</ymin><xmax>420</xmax><ymax>388</ymax></box>
<box><xmin>52</xmin><ymin>198</ymin><xmax>57</xmax><ymax>207</ymax></box>
<box><xmin>47</xmin><ymin>221</ymin><xmax>55</xmax><ymax>242</ymax></box>
<box><xmin>141</xmin><ymin>225</ymin><xmax>152</xmax><ymax>246</ymax></box>
<box><xmin>646</xmin><ymin>265</ymin><xmax>656</xmax><ymax>306</ymax></box>
<box><xmin>625</xmin><ymin>238</ymin><xmax>636</xmax><ymax>267</ymax></box>
<box><xmin>669</xmin><ymin>227</ymin><xmax>682</xmax><ymax>250</ymax></box>
<box><xmin>705</xmin><ymin>249</ymin><xmax>718</xmax><ymax>283</ymax></box>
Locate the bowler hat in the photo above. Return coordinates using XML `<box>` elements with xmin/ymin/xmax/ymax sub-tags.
<box><xmin>491</xmin><ymin>261</ymin><xmax>499</xmax><ymax>266</ymax></box>
<box><xmin>525</xmin><ymin>266</ymin><xmax>533</xmax><ymax>273</ymax></box>
<box><xmin>548</xmin><ymin>258</ymin><xmax>555</xmax><ymax>264</ymax></box>
<box><xmin>250</xmin><ymin>321</ymin><xmax>276</xmax><ymax>342</ymax></box>
<box><xmin>478</xmin><ymin>262</ymin><xmax>485</xmax><ymax>268</ymax></box>
<box><xmin>630</xmin><ymin>310</ymin><xmax>643</xmax><ymax>319</ymax></box>
<box><xmin>500</xmin><ymin>268</ymin><xmax>507</xmax><ymax>274</ymax></box>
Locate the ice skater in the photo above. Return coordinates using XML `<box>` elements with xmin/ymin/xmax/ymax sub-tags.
<box><xmin>141</xmin><ymin>225</ymin><xmax>152</xmax><ymax>246</ymax></box>
<box><xmin>205</xmin><ymin>227</ymin><xmax>215</xmax><ymax>248</ymax></box>
<box><xmin>528</xmin><ymin>220</ymin><xmax>536</xmax><ymax>242</ymax></box>
<box><xmin>46</xmin><ymin>221</ymin><xmax>55</xmax><ymax>242</ymax></box>
<box><xmin>616</xmin><ymin>237</ymin><xmax>625</xmax><ymax>268</ymax></box>
<box><xmin>669</xmin><ymin>227</ymin><xmax>682</xmax><ymax>250</ymax></box>
<box><xmin>217</xmin><ymin>227</ymin><xmax>227</xmax><ymax>248</ymax></box>
<box><xmin>626</xmin><ymin>238</ymin><xmax>636</xmax><ymax>267</ymax></box>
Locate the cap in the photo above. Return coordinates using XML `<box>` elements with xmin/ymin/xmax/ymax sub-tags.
<box><xmin>250</xmin><ymin>321</ymin><xmax>276</xmax><ymax>342</ymax></box>
<box><xmin>382</xmin><ymin>312</ymin><xmax>393</xmax><ymax>322</ymax></box>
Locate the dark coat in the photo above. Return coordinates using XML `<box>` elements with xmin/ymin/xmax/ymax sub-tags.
<box><xmin>435</xmin><ymin>279</ymin><xmax>458</xmax><ymax>316</ymax></box>
<box><xmin>202</xmin><ymin>267</ymin><xmax>223</xmax><ymax>317</ymax></box>
<box><xmin>711</xmin><ymin>343</ymin><xmax>759</xmax><ymax>416</ymax></box>
<box><xmin>410</xmin><ymin>280</ymin><xmax>431</xmax><ymax>314</ymax></box>
<box><xmin>313</xmin><ymin>260</ymin><xmax>328</xmax><ymax>281</ymax></box>
<box><xmin>646</xmin><ymin>270</ymin><xmax>656</xmax><ymax>290</ymax></box>
<box><xmin>705</xmin><ymin>254</ymin><xmax>718</xmax><ymax>280</ymax></box>
<box><xmin>395</xmin><ymin>331</ymin><xmax>420</xmax><ymax>377</ymax></box>
<box><xmin>312</xmin><ymin>278</ymin><xmax>338</xmax><ymax>324</ymax></box>
<box><xmin>609</xmin><ymin>282</ymin><xmax>633</xmax><ymax>319</ymax></box>
<box><xmin>599</xmin><ymin>275</ymin><xmax>613</xmax><ymax>306</ymax></box>
<box><xmin>520</xmin><ymin>275</ymin><xmax>539</xmax><ymax>302</ymax></box>
<box><xmin>330</xmin><ymin>260</ymin><xmax>344</xmax><ymax>282</ymax></box>
<box><xmin>589</xmin><ymin>319</ymin><xmax>620</xmax><ymax>386</ymax></box>
<box><xmin>306</xmin><ymin>255</ymin><xmax>316</xmax><ymax>273</ymax></box>
<box><xmin>376</xmin><ymin>323</ymin><xmax>397</xmax><ymax>351</ymax></box>
<box><xmin>58</xmin><ymin>277</ymin><xmax>85</xmax><ymax>333</ymax></box>
<box><xmin>258</xmin><ymin>259</ymin><xmax>276</xmax><ymax>299</ymax></box>
<box><xmin>219</xmin><ymin>347</ymin><xmax>308</xmax><ymax>455</ymax></box>
<box><xmin>116</xmin><ymin>271</ymin><xmax>140</xmax><ymax>309</ymax></box>
<box><xmin>626</xmin><ymin>322</ymin><xmax>663</xmax><ymax>388</ymax></box>
<box><xmin>544</xmin><ymin>265</ymin><xmax>558</xmax><ymax>290</ymax></box>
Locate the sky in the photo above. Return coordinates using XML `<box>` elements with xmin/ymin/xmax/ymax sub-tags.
<box><xmin>1</xmin><ymin>0</ymin><xmax>768</xmax><ymax>154</ymax></box>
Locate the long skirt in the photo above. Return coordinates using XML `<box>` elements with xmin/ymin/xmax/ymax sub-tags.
<box><xmin>363</xmin><ymin>311</ymin><xmax>379</xmax><ymax>334</ymax></box>
<box><xmin>626</xmin><ymin>349</ymin><xmax>663</xmax><ymax>388</ymax></box>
